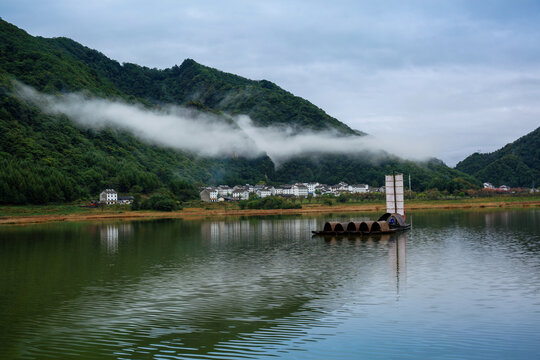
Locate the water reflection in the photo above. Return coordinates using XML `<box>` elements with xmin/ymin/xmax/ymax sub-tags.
<box><xmin>202</xmin><ymin>217</ymin><xmax>319</xmax><ymax>244</ymax></box>
<box><xmin>322</xmin><ymin>232</ymin><xmax>408</xmax><ymax>298</ymax></box>
<box><xmin>388</xmin><ymin>233</ymin><xmax>407</xmax><ymax>296</ymax></box>
<box><xmin>1</xmin><ymin>209</ymin><xmax>539</xmax><ymax>359</ymax></box>
<box><xmin>99</xmin><ymin>223</ymin><xmax>133</xmax><ymax>254</ymax></box>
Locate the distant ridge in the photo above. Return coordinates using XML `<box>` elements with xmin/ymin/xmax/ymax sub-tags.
<box><xmin>456</xmin><ymin>127</ymin><xmax>540</xmax><ymax>187</ymax></box>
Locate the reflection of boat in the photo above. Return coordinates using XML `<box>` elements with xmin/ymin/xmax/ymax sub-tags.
<box><xmin>312</xmin><ymin>213</ymin><xmax>410</xmax><ymax>236</ymax></box>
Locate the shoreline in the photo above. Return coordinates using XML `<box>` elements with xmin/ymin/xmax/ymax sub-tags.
<box><xmin>1</xmin><ymin>199</ymin><xmax>539</xmax><ymax>225</ymax></box>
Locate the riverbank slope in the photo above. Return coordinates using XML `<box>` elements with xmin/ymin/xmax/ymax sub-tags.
<box><xmin>1</xmin><ymin>197</ymin><xmax>539</xmax><ymax>225</ymax></box>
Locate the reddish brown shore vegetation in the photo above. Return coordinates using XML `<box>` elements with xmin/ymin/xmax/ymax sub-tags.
<box><xmin>1</xmin><ymin>199</ymin><xmax>539</xmax><ymax>226</ymax></box>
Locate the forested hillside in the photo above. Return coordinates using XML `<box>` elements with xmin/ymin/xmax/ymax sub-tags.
<box><xmin>0</xmin><ymin>19</ymin><xmax>480</xmax><ymax>204</ymax></box>
<box><xmin>273</xmin><ymin>155</ymin><xmax>477</xmax><ymax>192</ymax></box>
<box><xmin>456</xmin><ymin>127</ymin><xmax>540</xmax><ymax>187</ymax></box>
<box><xmin>44</xmin><ymin>38</ymin><xmax>359</xmax><ymax>134</ymax></box>
<box><xmin>0</xmin><ymin>75</ymin><xmax>275</xmax><ymax>203</ymax></box>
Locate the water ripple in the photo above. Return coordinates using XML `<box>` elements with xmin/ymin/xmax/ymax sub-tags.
<box><xmin>1</xmin><ymin>210</ymin><xmax>540</xmax><ymax>359</ymax></box>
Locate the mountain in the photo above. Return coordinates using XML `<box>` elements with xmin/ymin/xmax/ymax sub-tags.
<box><xmin>17</xmin><ymin>29</ymin><xmax>359</xmax><ymax>134</ymax></box>
<box><xmin>0</xmin><ymin>19</ymin><xmax>479</xmax><ymax>204</ymax></box>
<box><xmin>456</xmin><ymin>127</ymin><xmax>540</xmax><ymax>187</ymax></box>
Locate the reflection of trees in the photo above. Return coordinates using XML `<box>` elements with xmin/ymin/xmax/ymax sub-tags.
<box><xmin>2</xmin><ymin>216</ymin><xmax>412</xmax><ymax>359</ymax></box>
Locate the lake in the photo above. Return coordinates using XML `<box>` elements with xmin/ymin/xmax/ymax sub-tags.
<box><xmin>1</xmin><ymin>209</ymin><xmax>539</xmax><ymax>359</ymax></box>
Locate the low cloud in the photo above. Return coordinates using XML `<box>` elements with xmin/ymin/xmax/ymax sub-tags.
<box><xmin>14</xmin><ymin>82</ymin><xmax>434</xmax><ymax>164</ymax></box>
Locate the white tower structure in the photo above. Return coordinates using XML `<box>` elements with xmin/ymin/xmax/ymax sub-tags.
<box><xmin>385</xmin><ymin>173</ymin><xmax>405</xmax><ymax>216</ymax></box>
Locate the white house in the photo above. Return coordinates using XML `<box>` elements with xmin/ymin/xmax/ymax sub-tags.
<box><xmin>232</xmin><ymin>188</ymin><xmax>250</xmax><ymax>200</ymax></box>
<box><xmin>292</xmin><ymin>184</ymin><xmax>308</xmax><ymax>197</ymax></box>
<box><xmin>498</xmin><ymin>185</ymin><xmax>510</xmax><ymax>192</ymax></box>
<box><xmin>217</xmin><ymin>185</ymin><xmax>232</xmax><ymax>196</ymax></box>
<box><xmin>117</xmin><ymin>196</ymin><xmax>134</xmax><ymax>205</ymax></box>
<box><xmin>306</xmin><ymin>182</ymin><xmax>319</xmax><ymax>194</ymax></box>
<box><xmin>337</xmin><ymin>182</ymin><xmax>352</xmax><ymax>192</ymax></box>
<box><xmin>351</xmin><ymin>184</ymin><xmax>369</xmax><ymax>193</ymax></box>
<box><xmin>200</xmin><ymin>187</ymin><xmax>219</xmax><ymax>202</ymax></box>
<box><xmin>314</xmin><ymin>185</ymin><xmax>330</xmax><ymax>196</ymax></box>
<box><xmin>100</xmin><ymin>189</ymin><xmax>118</xmax><ymax>204</ymax></box>
<box><xmin>258</xmin><ymin>187</ymin><xmax>272</xmax><ymax>198</ymax></box>
<box><xmin>233</xmin><ymin>185</ymin><xmax>246</xmax><ymax>193</ymax></box>
<box><xmin>483</xmin><ymin>182</ymin><xmax>495</xmax><ymax>189</ymax></box>
<box><xmin>281</xmin><ymin>185</ymin><xmax>293</xmax><ymax>195</ymax></box>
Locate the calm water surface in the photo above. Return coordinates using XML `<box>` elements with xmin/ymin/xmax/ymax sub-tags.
<box><xmin>1</xmin><ymin>209</ymin><xmax>539</xmax><ymax>359</ymax></box>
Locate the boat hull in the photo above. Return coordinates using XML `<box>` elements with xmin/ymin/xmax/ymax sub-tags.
<box><xmin>312</xmin><ymin>214</ymin><xmax>410</xmax><ymax>236</ymax></box>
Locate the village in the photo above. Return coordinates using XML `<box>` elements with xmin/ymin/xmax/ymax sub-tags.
<box><xmin>94</xmin><ymin>181</ymin><xmax>519</xmax><ymax>206</ymax></box>
<box><xmin>199</xmin><ymin>182</ymin><xmax>384</xmax><ymax>202</ymax></box>
<box><xmin>199</xmin><ymin>180</ymin><xmax>520</xmax><ymax>203</ymax></box>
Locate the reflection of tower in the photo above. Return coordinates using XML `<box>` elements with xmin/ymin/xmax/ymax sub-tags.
<box><xmin>388</xmin><ymin>232</ymin><xmax>407</xmax><ymax>297</ymax></box>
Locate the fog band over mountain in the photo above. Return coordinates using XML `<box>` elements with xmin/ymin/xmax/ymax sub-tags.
<box><xmin>15</xmin><ymin>82</ymin><xmax>434</xmax><ymax>164</ymax></box>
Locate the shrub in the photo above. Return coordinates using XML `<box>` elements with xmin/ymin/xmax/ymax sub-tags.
<box><xmin>139</xmin><ymin>193</ymin><xmax>179</xmax><ymax>211</ymax></box>
<box><xmin>322</xmin><ymin>198</ymin><xmax>334</xmax><ymax>206</ymax></box>
<box><xmin>243</xmin><ymin>197</ymin><xmax>301</xmax><ymax>210</ymax></box>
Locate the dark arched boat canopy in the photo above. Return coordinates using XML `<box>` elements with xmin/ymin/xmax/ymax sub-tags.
<box><xmin>314</xmin><ymin>214</ymin><xmax>409</xmax><ymax>236</ymax></box>
<box><xmin>323</xmin><ymin>222</ymin><xmax>346</xmax><ymax>232</ymax></box>
<box><xmin>346</xmin><ymin>222</ymin><xmax>361</xmax><ymax>232</ymax></box>
<box><xmin>359</xmin><ymin>221</ymin><xmax>375</xmax><ymax>233</ymax></box>
<box><xmin>377</xmin><ymin>213</ymin><xmax>408</xmax><ymax>227</ymax></box>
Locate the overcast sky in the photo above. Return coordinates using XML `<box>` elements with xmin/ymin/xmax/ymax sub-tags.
<box><xmin>2</xmin><ymin>0</ymin><xmax>540</xmax><ymax>166</ymax></box>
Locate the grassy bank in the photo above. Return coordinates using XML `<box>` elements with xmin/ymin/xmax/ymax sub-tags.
<box><xmin>0</xmin><ymin>204</ymin><xmax>132</xmax><ymax>217</ymax></box>
<box><xmin>0</xmin><ymin>195</ymin><xmax>539</xmax><ymax>225</ymax></box>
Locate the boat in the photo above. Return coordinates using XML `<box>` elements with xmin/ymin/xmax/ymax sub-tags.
<box><xmin>311</xmin><ymin>213</ymin><xmax>410</xmax><ymax>236</ymax></box>
<box><xmin>312</xmin><ymin>173</ymin><xmax>410</xmax><ymax>237</ymax></box>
